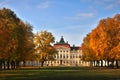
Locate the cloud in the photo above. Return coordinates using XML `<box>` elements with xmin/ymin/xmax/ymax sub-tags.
<box><xmin>105</xmin><ymin>0</ymin><xmax>120</xmax><ymax>10</ymax></box>
<box><xmin>37</xmin><ymin>1</ymin><xmax>50</xmax><ymax>9</ymax></box>
<box><xmin>0</xmin><ymin>0</ymin><xmax>9</xmax><ymax>7</ymax></box>
<box><xmin>105</xmin><ymin>4</ymin><xmax>116</xmax><ymax>10</ymax></box>
<box><xmin>64</xmin><ymin>12</ymin><xmax>95</xmax><ymax>20</ymax></box>
<box><xmin>77</xmin><ymin>13</ymin><xmax>95</xmax><ymax>17</ymax></box>
<box><xmin>80</xmin><ymin>0</ymin><xmax>120</xmax><ymax>10</ymax></box>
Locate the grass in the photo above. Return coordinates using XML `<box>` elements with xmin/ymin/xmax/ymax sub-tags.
<box><xmin>0</xmin><ymin>67</ymin><xmax>120</xmax><ymax>80</ymax></box>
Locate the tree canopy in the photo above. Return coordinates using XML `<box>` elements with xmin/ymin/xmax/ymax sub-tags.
<box><xmin>0</xmin><ymin>8</ymin><xmax>34</xmax><ymax>70</ymax></box>
<box><xmin>34</xmin><ymin>31</ymin><xmax>57</xmax><ymax>67</ymax></box>
<box><xmin>82</xmin><ymin>14</ymin><xmax>120</xmax><ymax>68</ymax></box>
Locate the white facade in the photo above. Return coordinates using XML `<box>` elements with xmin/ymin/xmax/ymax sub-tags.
<box><xmin>44</xmin><ymin>36</ymin><xmax>90</xmax><ymax>67</ymax></box>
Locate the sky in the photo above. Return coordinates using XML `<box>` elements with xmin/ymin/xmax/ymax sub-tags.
<box><xmin>0</xmin><ymin>0</ymin><xmax>120</xmax><ymax>46</ymax></box>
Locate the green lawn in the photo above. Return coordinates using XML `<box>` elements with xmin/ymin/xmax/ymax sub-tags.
<box><xmin>0</xmin><ymin>67</ymin><xmax>120</xmax><ymax>80</ymax></box>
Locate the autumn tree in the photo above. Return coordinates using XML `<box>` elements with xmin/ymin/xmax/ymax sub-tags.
<box><xmin>82</xmin><ymin>34</ymin><xmax>96</xmax><ymax>66</ymax></box>
<box><xmin>109</xmin><ymin>14</ymin><xmax>120</xmax><ymax>68</ymax></box>
<box><xmin>18</xmin><ymin>22</ymin><xmax>35</xmax><ymax>67</ymax></box>
<box><xmin>0</xmin><ymin>8</ymin><xmax>34</xmax><ymax>70</ymax></box>
<box><xmin>82</xmin><ymin>14</ymin><xmax>120</xmax><ymax>68</ymax></box>
<box><xmin>0</xmin><ymin>8</ymin><xmax>20</xmax><ymax>70</ymax></box>
<box><xmin>89</xmin><ymin>19</ymin><xmax>109</xmax><ymax>67</ymax></box>
<box><xmin>34</xmin><ymin>31</ymin><xmax>57</xmax><ymax>67</ymax></box>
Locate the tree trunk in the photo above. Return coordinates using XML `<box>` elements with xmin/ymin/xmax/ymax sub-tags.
<box><xmin>16</xmin><ymin>61</ymin><xmax>20</xmax><ymax>68</ymax></box>
<box><xmin>93</xmin><ymin>60</ymin><xmax>95</xmax><ymax>67</ymax></box>
<box><xmin>11</xmin><ymin>61</ymin><xmax>15</xmax><ymax>69</ymax></box>
<box><xmin>41</xmin><ymin>61</ymin><xmax>44</xmax><ymax>67</ymax></box>
<box><xmin>0</xmin><ymin>60</ymin><xmax>2</xmax><ymax>70</ymax></box>
<box><xmin>3</xmin><ymin>61</ymin><xmax>6</xmax><ymax>70</ymax></box>
<box><xmin>23</xmin><ymin>60</ymin><xmax>26</xmax><ymax>67</ymax></box>
<box><xmin>104</xmin><ymin>60</ymin><xmax>107</xmax><ymax>67</ymax></box>
<box><xmin>101</xmin><ymin>60</ymin><xmax>103</xmax><ymax>67</ymax></box>
<box><xmin>107</xmin><ymin>60</ymin><xmax>109</xmax><ymax>67</ymax></box>
<box><xmin>96</xmin><ymin>60</ymin><xmax>99</xmax><ymax>67</ymax></box>
<box><xmin>7</xmin><ymin>61</ymin><xmax>10</xmax><ymax>70</ymax></box>
<box><xmin>116</xmin><ymin>60</ymin><xmax>119</xmax><ymax>68</ymax></box>
<box><xmin>11</xmin><ymin>61</ymin><xmax>13</xmax><ymax>69</ymax></box>
<box><xmin>111</xmin><ymin>60</ymin><xmax>114</xmax><ymax>68</ymax></box>
<box><xmin>13</xmin><ymin>61</ymin><xmax>16</xmax><ymax>69</ymax></box>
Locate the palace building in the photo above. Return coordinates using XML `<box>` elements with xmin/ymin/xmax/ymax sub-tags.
<box><xmin>44</xmin><ymin>36</ymin><xmax>89</xmax><ymax>66</ymax></box>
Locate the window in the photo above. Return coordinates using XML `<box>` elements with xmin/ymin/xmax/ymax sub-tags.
<box><xmin>79</xmin><ymin>55</ymin><xmax>81</xmax><ymax>58</ymax></box>
<box><xmin>60</xmin><ymin>54</ymin><xmax>62</xmax><ymax>59</ymax></box>
<box><xmin>60</xmin><ymin>50</ymin><xmax>62</xmax><ymax>53</ymax></box>
<box><xmin>70</xmin><ymin>55</ymin><xmax>72</xmax><ymax>58</ymax></box>
<box><xmin>63</xmin><ymin>54</ymin><xmax>65</xmax><ymax>58</ymax></box>
<box><xmin>66</xmin><ymin>54</ymin><xmax>68</xmax><ymax>58</ymax></box>
<box><xmin>76</xmin><ymin>55</ymin><xmax>78</xmax><ymax>58</ymax></box>
<box><xmin>76</xmin><ymin>61</ymin><xmax>77</xmax><ymax>64</ymax></box>
<box><xmin>54</xmin><ymin>55</ymin><xmax>56</xmax><ymax>58</ymax></box>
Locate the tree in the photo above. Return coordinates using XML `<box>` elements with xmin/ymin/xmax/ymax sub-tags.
<box><xmin>0</xmin><ymin>8</ymin><xmax>34</xmax><ymax>70</ymax></box>
<box><xmin>34</xmin><ymin>31</ymin><xmax>57</xmax><ymax>67</ymax></box>
<box><xmin>82</xmin><ymin>34</ymin><xmax>96</xmax><ymax>66</ymax></box>
<box><xmin>90</xmin><ymin>19</ymin><xmax>110</xmax><ymax>67</ymax></box>
<box><xmin>18</xmin><ymin>22</ymin><xmax>35</xmax><ymax>67</ymax></box>
<box><xmin>109</xmin><ymin>14</ymin><xmax>120</xmax><ymax>68</ymax></box>
<box><xmin>83</xmin><ymin>14</ymin><xmax>120</xmax><ymax>68</ymax></box>
<box><xmin>0</xmin><ymin>8</ymin><xmax>20</xmax><ymax>70</ymax></box>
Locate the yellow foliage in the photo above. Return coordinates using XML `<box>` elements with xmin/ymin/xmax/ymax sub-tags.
<box><xmin>34</xmin><ymin>31</ymin><xmax>57</xmax><ymax>62</ymax></box>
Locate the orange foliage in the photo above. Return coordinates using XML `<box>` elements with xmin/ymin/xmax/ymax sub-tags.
<box><xmin>82</xmin><ymin>14</ymin><xmax>120</xmax><ymax>62</ymax></box>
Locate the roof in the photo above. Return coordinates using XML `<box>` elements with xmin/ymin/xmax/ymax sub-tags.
<box><xmin>54</xmin><ymin>36</ymin><xmax>70</xmax><ymax>48</ymax></box>
<box><xmin>55</xmin><ymin>36</ymin><xmax>69</xmax><ymax>45</ymax></box>
<box><xmin>59</xmin><ymin>36</ymin><xmax>65</xmax><ymax>44</ymax></box>
<box><xmin>54</xmin><ymin>36</ymin><xmax>81</xmax><ymax>50</ymax></box>
<box><xmin>70</xmin><ymin>47</ymin><xmax>81</xmax><ymax>50</ymax></box>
